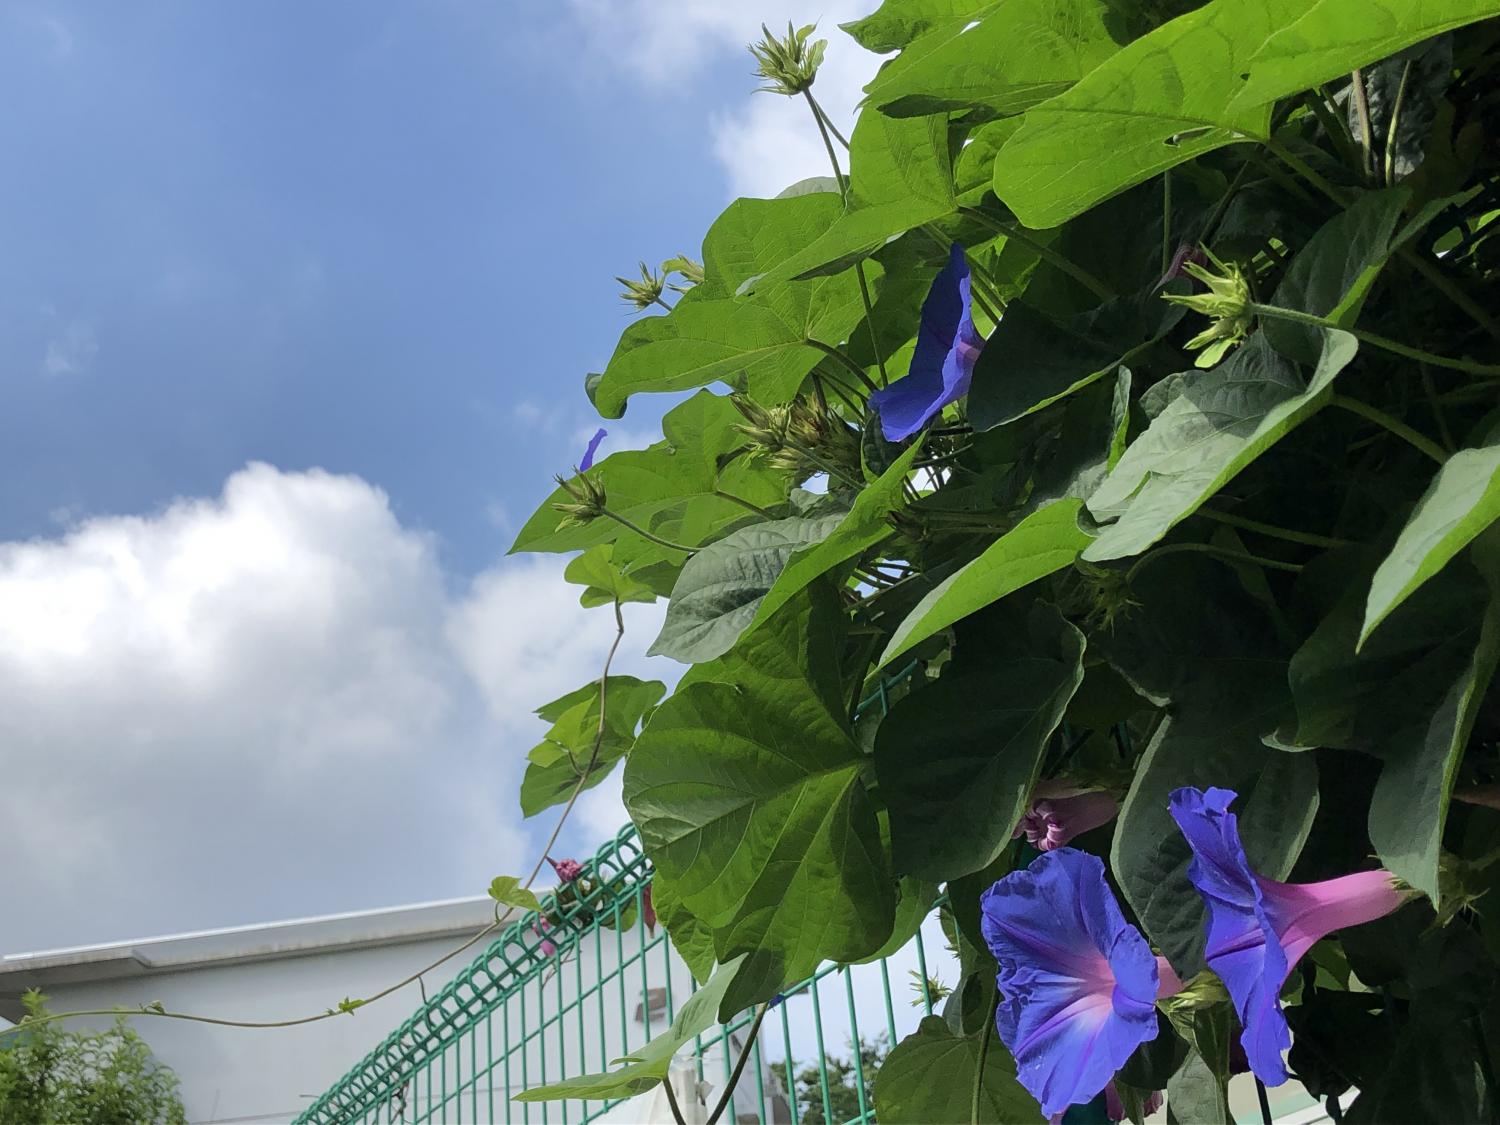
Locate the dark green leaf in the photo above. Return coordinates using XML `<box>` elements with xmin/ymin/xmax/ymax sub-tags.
<box><xmin>875</xmin><ymin>1016</ymin><xmax>1043</xmax><ymax>1124</ymax></box>
<box><xmin>878</xmin><ymin>500</ymin><xmax>1093</xmax><ymax>669</ymax></box>
<box><xmin>520</xmin><ymin>677</ymin><xmax>667</xmax><ymax>817</ymax></box>
<box><xmin>876</xmin><ymin>605</ymin><xmax>1085</xmax><ymax>880</ymax></box>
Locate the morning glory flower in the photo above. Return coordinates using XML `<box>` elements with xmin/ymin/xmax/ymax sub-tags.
<box><xmin>1169</xmin><ymin>786</ymin><xmax>1413</xmax><ymax>1086</ymax></box>
<box><xmin>579</xmin><ymin>429</ymin><xmax>607</xmax><ymax>473</ymax></box>
<box><xmin>547</xmin><ymin>856</ymin><xmax>584</xmax><ymax>884</ymax></box>
<box><xmin>981</xmin><ymin>848</ymin><xmax>1180</xmax><ymax>1120</ymax></box>
<box><xmin>1014</xmin><ymin>783</ymin><xmax>1120</xmax><ymax>852</ymax></box>
<box><xmin>869</xmin><ymin>243</ymin><xmax>985</xmax><ymax>442</ymax></box>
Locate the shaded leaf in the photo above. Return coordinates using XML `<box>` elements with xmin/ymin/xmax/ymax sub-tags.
<box><xmin>878</xmin><ymin>500</ymin><xmax>1092</xmax><ymax>669</ymax></box>
<box><xmin>875</xmin><ymin>1016</ymin><xmax>1043</xmax><ymax>1124</ymax></box>
<box><xmin>520</xmin><ymin>677</ymin><xmax>667</xmax><ymax>817</ymax></box>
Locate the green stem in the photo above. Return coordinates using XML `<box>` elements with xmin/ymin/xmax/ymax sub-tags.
<box><xmin>1161</xmin><ymin>168</ymin><xmax>1173</xmax><ymax>275</ymax></box>
<box><xmin>1248</xmin><ymin>302</ymin><xmax>1500</xmax><ymax>377</ymax></box>
<box><xmin>1329</xmin><ymin>394</ymin><xmax>1449</xmax><ymax>465</ymax></box>
<box><xmin>1198</xmin><ymin>508</ymin><xmax>1351</xmax><ymax>549</ymax></box>
<box><xmin>1350</xmin><ymin>68</ymin><xmax>1375</xmax><ymax>180</ymax></box>
<box><xmin>808</xmin><ymin>93</ymin><xmax>851</xmax><ymax>150</ymax></box>
<box><xmin>806</xmin><ymin>337</ymin><xmax>881</xmax><ymax>395</ymax></box>
<box><xmin>973</xmin><ymin>989</ymin><xmax>999</xmax><ymax>1125</ymax></box>
<box><xmin>652</xmin><ymin>296</ymin><xmax>673</xmax><ymax>313</ymax></box>
<box><xmin>714</xmin><ymin>489</ymin><xmax>779</xmax><ymax>519</ymax></box>
<box><xmin>1129</xmin><ymin>542</ymin><xmax>1305</xmax><ymax>583</ymax></box>
<box><xmin>706</xmin><ymin>1004</ymin><xmax>771</xmax><ymax>1125</ymax></box>
<box><xmin>1382</xmin><ymin>60</ymin><xmax>1413</xmax><ymax>187</ymax></box>
<box><xmin>1266</xmin><ymin>141</ymin><xmax>1500</xmax><ymax>344</ymax></box>
<box><xmin>663</xmin><ymin>1073</ymin><xmax>689</xmax><ymax>1125</ymax></box>
<box><xmin>599</xmin><ymin>508</ymin><xmax>699</xmax><ymax>553</ymax></box>
<box><xmin>960</xmin><ymin>207</ymin><xmax>1116</xmax><ymax>301</ymax></box>
<box><xmin>804</xmin><ymin>91</ymin><xmax>888</xmax><ymax>388</ymax></box>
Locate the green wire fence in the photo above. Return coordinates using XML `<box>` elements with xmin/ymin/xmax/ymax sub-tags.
<box><xmin>297</xmin><ymin>666</ymin><xmax>1116</xmax><ymax>1124</ymax></box>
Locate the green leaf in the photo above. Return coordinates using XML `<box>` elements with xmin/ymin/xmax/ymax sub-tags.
<box><xmin>1084</xmin><ymin>329</ymin><xmax>1359</xmax><ymax>561</ymax></box>
<box><xmin>1105</xmin><ymin>557</ymin><xmax>1317</xmax><ymax>970</ymax></box>
<box><xmin>592</xmin><ymin>194</ymin><xmax>871</xmax><ymax>416</ymax></box>
<box><xmin>1362</xmin><ymin>442</ymin><xmax>1500</xmax><ymax>647</ymax></box>
<box><xmin>860</xmin><ymin>0</ymin><xmax>1124</xmax><ymax>120</ymax></box>
<box><xmin>747</xmin><ymin>112</ymin><xmax>958</xmax><ymax>286</ymax></box>
<box><xmin>625</xmin><ymin>591</ymin><xmax>895</xmax><ymax>1014</ymax></box>
<box><xmin>1285</xmin><ymin>552</ymin><xmax>1500</xmax><ymax>899</ymax></box>
<box><xmin>841</xmin><ymin>0</ymin><xmax>995</xmax><ymax>52</ymax></box>
<box><xmin>1235</xmin><ymin>0</ymin><xmax>1500</xmax><ymax>110</ymax></box>
<box><xmin>1027</xmin><ymin>367</ymin><xmax>1133</xmax><ymax>509</ymax></box>
<box><xmin>1164</xmin><ymin>1005</ymin><xmax>1235</xmax><ymax>1125</ymax></box>
<box><xmin>650</xmin><ymin>874</ymin><xmax>717</xmax><ymax>985</ymax></box>
<box><xmin>875</xmin><ymin>1016</ymin><xmax>1044</xmax><ymax>1124</ymax></box>
<box><xmin>992</xmin><ymin>0</ymin><xmax>1301</xmax><ymax>228</ymax></box>
<box><xmin>648</xmin><ymin>513</ymin><xmax>847</xmax><ymax>664</ymax></box>
<box><xmin>520</xmin><ymin>677</ymin><xmax>667</xmax><ymax>817</ymax></box>
<box><xmin>1264</xmin><ymin>187</ymin><xmax>1411</xmax><ymax>364</ymax></box>
<box><xmin>509</xmin><ymin>390</ymin><xmax>784</xmax><ymax>557</ymax></box>
<box><xmin>563</xmin><ymin>544</ymin><xmax>658</xmax><ymax>608</ymax></box>
<box><xmin>878</xmin><ymin>499</ymin><xmax>1093</xmax><ymax>670</ymax></box>
<box><xmin>745</xmin><ymin>440</ymin><xmax>923</xmax><ymax>638</ymax></box>
<box><xmin>968</xmin><ymin>292</ymin><xmax>1176</xmax><ymax>429</ymax></box>
<box><xmin>487</xmin><ymin>876</ymin><xmax>541</xmax><ymax>914</ymax></box>
<box><xmin>855</xmin><ymin>876</ymin><xmax>940</xmax><ymax>964</ymax></box>
<box><xmin>514</xmin><ymin>954</ymin><xmax>747</xmax><ymax>1101</ymax></box>
<box><xmin>875</xmin><ymin>604</ymin><xmax>1085</xmax><ymax>880</ymax></box>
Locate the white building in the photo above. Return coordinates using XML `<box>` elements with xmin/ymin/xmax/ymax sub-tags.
<box><xmin>0</xmin><ymin>896</ymin><xmax>510</xmax><ymax>1124</ymax></box>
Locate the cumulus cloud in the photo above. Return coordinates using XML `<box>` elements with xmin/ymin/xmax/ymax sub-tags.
<box><xmin>0</xmin><ymin>464</ymin><xmax>667</xmax><ymax>953</ymax></box>
<box><xmin>564</xmin><ymin>0</ymin><xmax>883</xmax><ymax>198</ymax></box>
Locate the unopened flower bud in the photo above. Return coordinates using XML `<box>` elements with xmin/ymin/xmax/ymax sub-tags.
<box><xmin>616</xmin><ymin>262</ymin><xmax>667</xmax><ymax>312</ymax></box>
<box><xmin>749</xmin><ymin>22</ymin><xmax>827</xmax><ymax>97</ymax></box>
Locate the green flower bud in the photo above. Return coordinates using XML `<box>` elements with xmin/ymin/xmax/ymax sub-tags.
<box><xmin>616</xmin><ymin>262</ymin><xmax>666</xmax><ymax>312</ymax></box>
<box><xmin>748</xmin><ymin>22</ymin><xmax>827</xmax><ymax>97</ymax></box>
<box><xmin>1162</xmin><ymin>249</ymin><xmax>1253</xmax><ymax>368</ymax></box>
<box><xmin>552</xmin><ymin>472</ymin><xmax>608</xmax><ymax>529</ymax></box>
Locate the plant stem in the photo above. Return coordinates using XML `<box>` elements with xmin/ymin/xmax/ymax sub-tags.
<box><xmin>972</xmin><ymin>989</ymin><xmax>999</xmax><ymax>1125</ymax></box>
<box><xmin>1197</xmin><ymin>508</ymin><xmax>1351</xmax><ymax>549</ymax></box>
<box><xmin>1248</xmin><ymin>302</ymin><xmax>1500</xmax><ymax>377</ymax></box>
<box><xmin>706</xmin><ymin>1003</ymin><xmax>771</xmax><ymax>1125</ymax></box>
<box><xmin>1349</xmin><ymin>68</ymin><xmax>1375</xmax><ymax>180</ymax></box>
<box><xmin>806</xmin><ymin>337</ymin><xmax>881</xmax><ymax>395</ymax></box>
<box><xmin>1161</xmin><ymin>168</ymin><xmax>1173</xmax><ymax>275</ymax></box>
<box><xmin>960</xmin><ymin>207</ymin><xmax>1116</xmax><ymax>301</ymax></box>
<box><xmin>805</xmin><ymin>90</ymin><xmax>888</xmax><ymax>388</ymax></box>
<box><xmin>653</xmin><ymin>296</ymin><xmax>673</xmax><ymax>313</ymax></box>
<box><xmin>1382</xmin><ymin>60</ymin><xmax>1413</xmax><ymax>187</ymax></box>
<box><xmin>1256</xmin><ymin>1077</ymin><xmax>1274</xmax><ymax>1125</ymax></box>
<box><xmin>599</xmin><ymin>508</ymin><xmax>699</xmax><ymax>554</ymax></box>
<box><xmin>663</xmin><ymin>1073</ymin><xmax>689</xmax><ymax>1125</ymax></box>
<box><xmin>1128</xmin><ymin>542</ymin><xmax>1305</xmax><ymax>583</ymax></box>
<box><xmin>714</xmin><ymin>489</ymin><xmax>779</xmax><ymax>519</ymax></box>
<box><xmin>1329</xmin><ymin>394</ymin><xmax>1449</xmax><ymax>465</ymax></box>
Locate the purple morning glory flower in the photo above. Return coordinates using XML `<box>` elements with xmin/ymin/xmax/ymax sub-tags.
<box><xmin>579</xmin><ymin>428</ymin><xmax>607</xmax><ymax>472</ymax></box>
<box><xmin>1169</xmin><ymin>787</ymin><xmax>1412</xmax><ymax>1087</ymax></box>
<box><xmin>1013</xmin><ymin>783</ymin><xmax>1120</xmax><ymax>852</ymax></box>
<box><xmin>547</xmin><ymin>856</ymin><xmax>584</xmax><ymax>884</ymax></box>
<box><xmin>981</xmin><ymin>848</ymin><xmax>1179</xmax><ymax>1120</ymax></box>
<box><xmin>869</xmin><ymin>243</ymin><xmax>984</xmax><ymax>442</ymax></box>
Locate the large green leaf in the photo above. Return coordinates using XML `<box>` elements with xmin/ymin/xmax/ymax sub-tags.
<box><xmin>625</xmin><ymin>591</ymin><xmax>894</xmax><ymax>1015</ymax></box>
<box><xmin>875</xmin><ymin>605</ymin><xmax>1085</xmax><ymax>880</ymax></box>
<box><xmin>992</xmin><ymin>0</ymin><xmax>1301</xmax><ymax>228</ymax></box>
<box><xmin>648</xmin><ymin>514</ymin><xmax>846</xmax><ymax>664</ymax></box>
<box><xmin>592</xmin><ymin>195</ymin><xmax>871</xmax><ymax>416</ymax></box>
<box><xmin>745</xmin><ymin>440</ymin><xmax>922</xmax><ymax>638</ymax></box>
<box><xmin>747</xmin><ymin>112</ymin><xmax>958</xmax><ymax>286</ymax></box>
<box><xmin>1235</xmin><ymin>0</ymin><xmax>1500</xmax><ymax>110</ymax></box>
<box><xmin>513</xmin><ymin>954</ymin><xmax>747</xmax><ymax>1101</ymax></box>
<box><xmin>1104</xmin><ymin>558</ymin><xmax>1317</xmax><ymax>970</ymax></box>
<box><xmin>520</xmin><ymin>677</ymin><xmax>667</xmax><ymax>817</ymax></box>
<box><xmin>1084</xmin><ymin>330</ymin><xmax>1359</xmax><ymax>562</ymax></box>
<box><xmin>860</xmin><ymin>0</ymin><xmax>1124</xmax><ymax>120</ymax></box>
<box><xmin>878</xmin><ymin>500</ymin><xmax>1092</xmax><ymax>669</ymax></box>
<box><xmin>1164</xmin><ymin>1006</ymin><xmax>1235</xmax><ymax>1125</ymax></box>
<box><xmin>1285</xmin><ymin>553</ymin><xmax>1500</xmax><ymax>899</ymax></box>
<box><xmin>650</xmin><ymin>874</ymin><xmax>716</xmax><ymax>985</ymax></box>
<box><xmin>875</xmin><ymin>1016</ymin><xmax>1044</xmax><ymax>1124</ymax></box>
<box><xmin>1362</xmin><ymin>442</ymin><xmax>1500</xmax><ymax>647</ymax></box>
<box><xmin>841</xmin><ymin>0</ymin><xmax>995</xmax><ymax>52</ymax></box>
<box><xmin>509</xmin><ymin>390</ymin><xmax>784</xmax><ymax>556</ymax></box>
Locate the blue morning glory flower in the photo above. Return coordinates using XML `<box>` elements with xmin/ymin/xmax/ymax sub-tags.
<box><xmin>579</xmin><ymin>428</ymin><xmax>607</xmax><ymax>472</ymax></box>
<box><xmin>869</xmin><ymin>243</ymin><xmax>984</xmax><ymax>441</ymax></box>
<box><xmin>980</xmin><ymin>848</ymin><xmax>1168</xmax><ymax>1120</ymax></box>
<box><xmin>1169</xmin><ymin>786</ymin><xmax>1410</xmax><ymax>1087</ymax></box>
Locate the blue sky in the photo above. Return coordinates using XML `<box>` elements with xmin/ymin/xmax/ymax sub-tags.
<box><xmin>0</xmin><ymin>0</ymin><xmax>879</xmax><ymax>954</ymax></box>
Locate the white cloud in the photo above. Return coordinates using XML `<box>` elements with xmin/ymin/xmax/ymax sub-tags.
<box><xmin>0</xmin><ymin>464</ymin><xmax>670</xmax><ymax>952</ymax></box>
<box><xmin>564</xmin><ymin>0</ymin><xmax>882</xmax><ymax>198</ymax></box>
<box><xmin>41</xmin><ymin>313</ymin><xmax>98</xmax><ymax>377</ymax></box>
